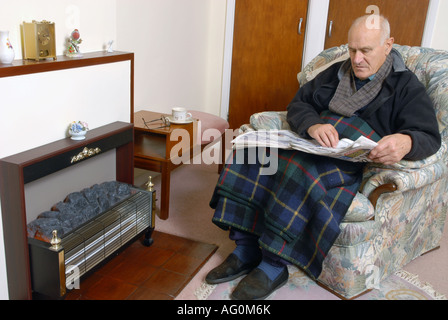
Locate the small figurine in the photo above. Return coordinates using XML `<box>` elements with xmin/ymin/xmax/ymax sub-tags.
<box><xmin>66</xmin><ymin>29</ymin><xmax>83</xmax><ymax>58</ymax></box>
<box><xmin>106</xmin><ymin>40</ymin><xmax>114</xmax><ymax>53</ymax></box>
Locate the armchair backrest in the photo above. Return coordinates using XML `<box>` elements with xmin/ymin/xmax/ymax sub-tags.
<box><xmin>297</xmin><ymin>44</ymin><xmax>448</xmax><ymax>139</ymax></box>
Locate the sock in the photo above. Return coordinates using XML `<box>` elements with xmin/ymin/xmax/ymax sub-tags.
<box><xmin>232</xmin><ymin>245</ymin><xmax>261</xmax><ymax>265</ymax></box>
<box><xmin>229</xmin><ymin>228</ymin><xmax>261</xmax><ymax>264</ymax></box>
<box><xmin>257</xmin><ymin>259</ymin><xmax>287</xmax><ymax>281</ymax></box>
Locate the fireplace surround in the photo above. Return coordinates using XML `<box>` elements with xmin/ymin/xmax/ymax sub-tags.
<box><xmin>0</xmin><ymin>121</ymin><xmax>155</xmax><ymax>300</ymax></box>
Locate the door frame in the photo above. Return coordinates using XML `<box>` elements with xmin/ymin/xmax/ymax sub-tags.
<box><xmin>220</xmin><ymin>0</ymin><xmax>439</xmax><ymax>120</ymax></box>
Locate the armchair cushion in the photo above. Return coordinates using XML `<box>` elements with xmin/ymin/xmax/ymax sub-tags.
<box><xmin>344</xmin><ymin>193</ymin><xmax>374</xmax><ymax>222</ymax></box>
<box><xmin>335</xmin><ymin>220</ymin><xmax>379</xmax><ymax>246</ymax></box>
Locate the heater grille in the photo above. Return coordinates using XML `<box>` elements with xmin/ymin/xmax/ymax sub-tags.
<box><xmin>63</xmin><ymin>189</ymin><xmax>152</xmax><ymax>286</ymax></box>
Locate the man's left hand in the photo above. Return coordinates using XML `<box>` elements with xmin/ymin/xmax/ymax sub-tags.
<box><xmin>368</xmin><ymin>133</ymin><xmax>412</xmax><ymax>165</ymax></box>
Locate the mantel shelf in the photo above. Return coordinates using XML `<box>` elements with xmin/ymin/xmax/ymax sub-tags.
<box><xmin>0</xmin><ymin>51</ymin><xmax>134</xmax><ymax>78</ymax></box>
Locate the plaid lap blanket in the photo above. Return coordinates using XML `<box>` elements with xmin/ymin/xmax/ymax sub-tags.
<box><xmin>210</xmin><ymin>111</ymin><xmax>381</xmax><ymax>279</ymax></box>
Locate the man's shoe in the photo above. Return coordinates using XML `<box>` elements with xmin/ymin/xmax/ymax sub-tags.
<box><xmin>205</xmin><ymin>253</ymin><xmax>261</xmax><ymax>285</ymax></box>
<box><xmin>231</xmin><ymin>267</ymin><xmax>289</xmax><ymax>300</ymax></box>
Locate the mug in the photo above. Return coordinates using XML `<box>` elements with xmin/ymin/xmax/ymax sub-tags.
<box><xmin>172</xmin><ymin>107</ymin><xmax>192</xmax><ymax>121</ymax></box>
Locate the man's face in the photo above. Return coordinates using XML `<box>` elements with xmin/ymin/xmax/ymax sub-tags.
<box><xmin>348</xmin><ymin>24</ymin><xmax>394</xmax><ymax>80</ymax></box>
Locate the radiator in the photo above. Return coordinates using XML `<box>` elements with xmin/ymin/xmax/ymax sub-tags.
<box><xmin>28</xmin><ymin>187</ymin><xmax>156</xmax><ymax>299</ymax></box>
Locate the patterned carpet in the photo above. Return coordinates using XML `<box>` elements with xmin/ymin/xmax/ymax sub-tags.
<box><xmin>196</xmin><ymin>265</ymin><xmax>447</xmax><ymax>300</ymax></box>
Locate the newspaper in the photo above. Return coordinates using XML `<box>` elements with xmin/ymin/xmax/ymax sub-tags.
<box><xmin>232</xmin><ymin>130</ymin><xmax>378</xmax><ymax>162</ymax></box>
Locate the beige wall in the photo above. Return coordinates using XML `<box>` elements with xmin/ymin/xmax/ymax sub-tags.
<box><xmin>115</xmin><ymin>0</ymin><xmax>227</xmax><ymax>116</ymax></box>
<box><xmin>430</xmin><ymin>0</ymin><xmax>448</xmax><ymax>50</ymax></box>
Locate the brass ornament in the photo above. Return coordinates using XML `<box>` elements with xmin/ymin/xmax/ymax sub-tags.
<box><xmin>70</xmin><ymin>147</ymin><xmax>101</xmax><ymax>163</ymax></box>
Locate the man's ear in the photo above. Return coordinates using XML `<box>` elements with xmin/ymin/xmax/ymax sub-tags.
<box><xmin>385</xmin><ymin>37</ymin><xmax>395</xmax><ymax>55</ymax></box>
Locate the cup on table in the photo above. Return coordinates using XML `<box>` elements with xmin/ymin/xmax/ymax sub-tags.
<box><xmin>172</xmin><ymin>107</ymin><xmax>192</xmax><ymax>121</ymax></box>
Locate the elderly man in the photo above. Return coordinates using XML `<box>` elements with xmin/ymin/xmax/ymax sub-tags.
<box><xmin>206</xmin><ymin>15</ymin><xmax>441</xmax><ymax>300</ymax></box>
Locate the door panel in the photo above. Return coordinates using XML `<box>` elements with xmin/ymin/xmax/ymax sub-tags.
<box><xmin>228</xmin><ymin>0</ymin><xmax>309</xmax><ymax>129</ymax></box>
<box><xmin>324</xmin><ymin>0</ymin><xmax>429</xmax><ymax>49</ymax></box>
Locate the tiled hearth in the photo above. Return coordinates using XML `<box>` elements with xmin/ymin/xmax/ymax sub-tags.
<box><xmin>65</xmin><ymin>231</ymin><xmax>217</xmax><ymax>300</ymax></box>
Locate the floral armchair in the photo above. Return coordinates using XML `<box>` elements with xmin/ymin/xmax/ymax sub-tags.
<box><xmin>240</xmin><ymin>44</ymin><xmax>448</xmax><ymax>299</ymax></box>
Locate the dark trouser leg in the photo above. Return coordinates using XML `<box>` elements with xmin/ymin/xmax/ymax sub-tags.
<box><xmin>229</xmin><ymin>228</ymin><xmax>262</xmax><ymax>264</ymax></box>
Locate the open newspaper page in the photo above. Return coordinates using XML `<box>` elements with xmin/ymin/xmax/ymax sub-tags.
<box><xmin>232</xmin><ymin>130</ymin><xmax>378</xmax><ymax>162</ymax></box>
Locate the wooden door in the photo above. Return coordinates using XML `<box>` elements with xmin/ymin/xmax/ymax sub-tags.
<box><xmin>228</xmin><ymin>0</ymin><xmax>309</xmax><ymax>129</ymax></box>
<box><xmin>324</xmin><ymin>0</ymin><xmax>430</xmax><ymax>49</ymax></box>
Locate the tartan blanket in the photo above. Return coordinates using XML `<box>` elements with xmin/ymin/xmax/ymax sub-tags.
<box><xmin>210</xmin><ymin>111</ymin><xmax>381</xmax><ymax>279</ymax></box>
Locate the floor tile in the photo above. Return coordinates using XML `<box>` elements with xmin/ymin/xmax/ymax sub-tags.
<box><xmin>82</xmin><ymin>276</ymin><xmax>138</xmax><ymax>300</ymax></box>
<box><xmin>104</xmin><ymin>259</ymin><xmax>158</xmax><ymax>285</ymax></box>
<box><xmin>164</xmin><ymin>253</ymin><xmax>204</xmax><ymax>275</ymax></box>
<box><xmin>126</xmin><ymin>287</ymin><xmax>172</xmax><ymax>300</ymax></box>
<box><xmin>142</xmin><ymin>269</ymin><xmax>190</xmax><ymax>296</ymax></box>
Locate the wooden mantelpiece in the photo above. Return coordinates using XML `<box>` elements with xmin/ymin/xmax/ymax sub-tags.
<box><xmin>0</xmin><ymin>122</ymin><xmax>134</xmax><ymax>300</ymax></box>
<box><xmin>0</xmin><ymin>51</ymin><xmax>133</xmax><ymax>78</ymax></box>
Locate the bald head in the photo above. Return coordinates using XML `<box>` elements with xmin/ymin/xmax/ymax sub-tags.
<box><xmin>349</xmin><ymin>15</ymin><xmax>391</xmax><ymax>45</ymax></box>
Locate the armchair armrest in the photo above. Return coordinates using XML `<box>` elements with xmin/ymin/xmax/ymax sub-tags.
<box><xmin>356</xmin><ymin>152</ymin><xmax>447</xmax><ymax>212</ymax></box>
<box><xmin>249</xmin><ymin>111</ymin><xmax>290</xmax><ymax>131</ymax></box>
<box><xmin>361</xmin><ymin>157</ymin><xmax>448</xmax><ymax>200</ymax></box>
<box><xmin>378</xmin><ymin>140</ymin><xmax>447</xmax><ymax>170</ymax></box>
<box><xmin>367</xmin><ymin>183</ymin><xmax>397</xmax><ymax>208</ymax></box>
<box><xmin>239</xmin><ymin>111</ymin><xmax>290</xmax><ymax>134</ymax></box>
<box><xmin>360</xmin><ymin>141</ymin><xmax>447</xmax><ymax>200</ymax></box>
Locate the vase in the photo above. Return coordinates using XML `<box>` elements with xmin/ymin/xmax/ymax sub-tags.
<box><xmin>69</xmin><ymin>129</ymin><xmax>87</xmax><ymax>140</ymax></box>
<box><xmin>0</xmin><ymin>31</ymin><xmax>15</xmax><ymax>64</ymax></box>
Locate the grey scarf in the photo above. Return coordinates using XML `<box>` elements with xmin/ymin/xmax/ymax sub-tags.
<box><xmin>329</xmin><ymin>51</ymin><xmax>394</xmax><ymax>117</ymax></box>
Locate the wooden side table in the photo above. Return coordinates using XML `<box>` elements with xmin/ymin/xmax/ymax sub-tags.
<box><xmin>134</xmin><ymin>110</ymin><xmax>196</xmax><ymax>220</ymax></box>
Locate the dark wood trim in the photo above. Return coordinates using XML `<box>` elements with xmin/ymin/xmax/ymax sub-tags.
<box><xmin>0</xmin><ymin>162</ymin><xmax>30</xmax><ymax>300</ymax></box>
<box><xmin>116</xmin><ymin>138</ymin><xmax>135</xmax><ymax>185</ymax></box>
<box><xmin>0</xmin><ymin>122</ymin><xmax>134</xmax><ymax>300</ymax></box>
<box><xmin>0</xmin><ymin>51</ymin><xmax>133</xmax><ymax>78</ymax></box>
<box><xmin>317</xmin><ymin>281</ymin><xmax>372</xmax><ymax>300</ymax></box>
<box><xmin>130</xmin><ymin>55</ymin><xmax>135</xmax><ymax>123</ymax></box>
<box><xmin>368</xmin><ymin>183</ymin><xmax>398</xmax><ymax>208</ymax></box>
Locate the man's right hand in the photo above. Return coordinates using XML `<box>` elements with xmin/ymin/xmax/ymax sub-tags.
<box><xmin>307</xmin><ymin>123</ymin><xmax>339</xmax><ymax>148</ymax></box>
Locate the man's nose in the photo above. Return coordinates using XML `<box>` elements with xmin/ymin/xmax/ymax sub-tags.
<box><xmin>353</xmin><ymin>51</ymin><xmax>364</xmax><ymax>64</ymax></box>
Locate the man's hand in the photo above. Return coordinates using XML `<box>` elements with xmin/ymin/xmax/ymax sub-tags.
<box><xmin>307</xmin><ymin>123</ymin><xmax>339</xmax><ymax>148</ymax></box>
<box><xmin>368</xmin><ymin>133</ymin><xmax>412</xmax><ymax>165</ymax></box>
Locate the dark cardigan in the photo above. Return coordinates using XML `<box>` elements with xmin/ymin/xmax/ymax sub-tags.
<box><xmin>286</xmin><ymin>56</ymin><xmax>441</xmax><ymax>161</ymax></box>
